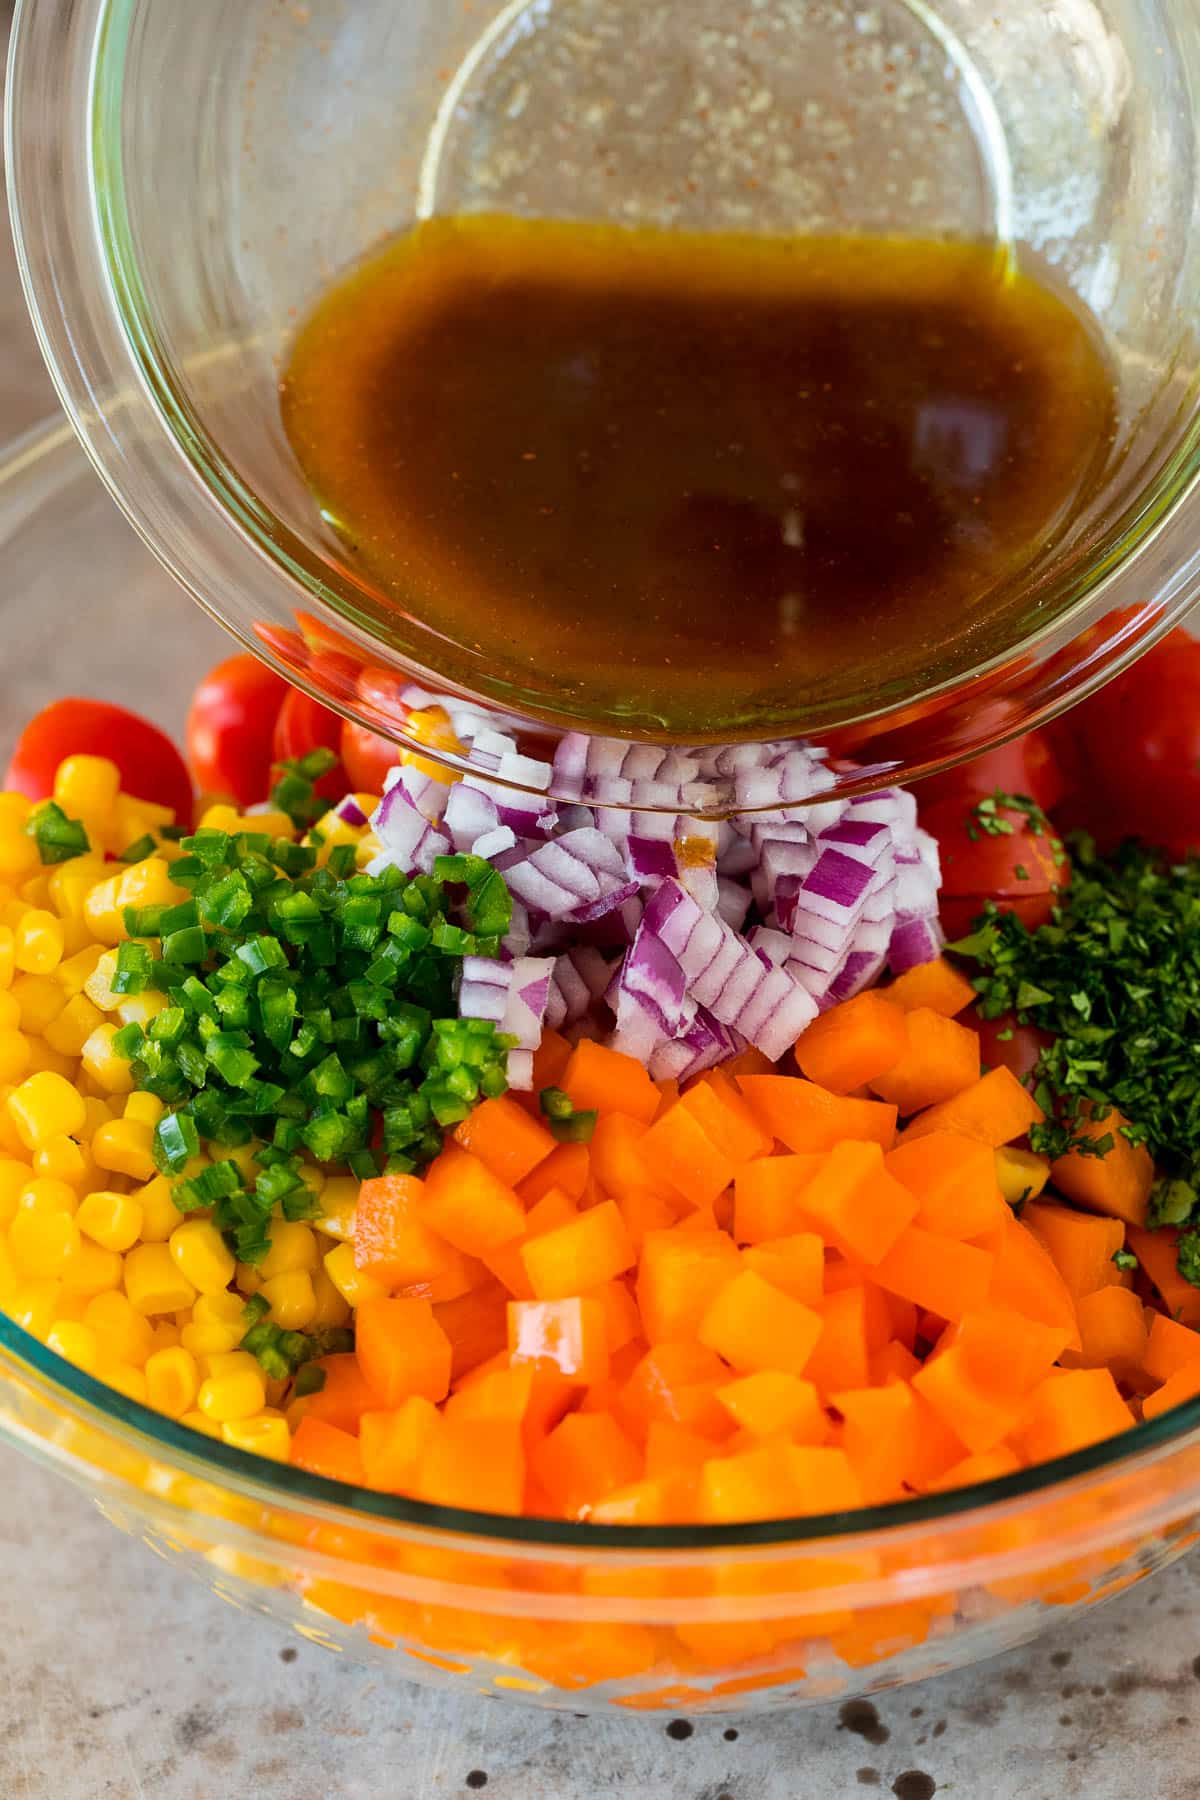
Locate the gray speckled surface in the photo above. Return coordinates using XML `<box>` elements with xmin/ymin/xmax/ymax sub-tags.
<box><xmin>4</xmin><ymin>15</ymin><xmax>1200</xmax><ymax>1800</ymax></box>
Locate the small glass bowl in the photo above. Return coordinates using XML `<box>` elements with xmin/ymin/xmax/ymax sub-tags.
<box><xmin>9</xmin><ymin>0</ymin><xmax>1200</xmax><ymax>810</ymax></box>
<box><xmin>6</xmin><ymin>419</ymin><xmax>1200</xmax><ymax>1714</ymax></box>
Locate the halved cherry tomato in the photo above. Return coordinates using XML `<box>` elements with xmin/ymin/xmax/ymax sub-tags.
<box><xmin>969</xmin><ymin>1007</ymin><xmax>1051</xmax><ymax>1087</ymax></box>
<box><xmin>340</xmin><ymin>719</ymin><xmax>398</xmax><ymax>794</ymax></box>
<box><xmin>272</xmin><ymin>687</ymin><xmax>346</xmax><ymax>800</ymax></box>
<box><xmin>4</xmin><ymin>698</ymin><xmax>194</xmax><ymax>825</ymax></box>
<box><xmin>922</xmin><ymin>795</ymin><xmax>1070</xmax><ymax>940</ymax></box>
<box><xmin>1049</xmin><ymin>630</ymin><xmax>1200</xmax><ymax>856</ymax></box>
<box><xmin>914</xmin><ymin>728</ymin><xmax>1066</xmax><ymax>814</ymax></box>
<box><xmin>186</xmin><ymin>654</ymin><xmax>289</xmax><ymax>807</ymax></box>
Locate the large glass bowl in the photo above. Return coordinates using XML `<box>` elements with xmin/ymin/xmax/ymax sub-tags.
<box><xmin>8</xmin><ymin>0</ymin><xmax>1200</xmax><ymax>809</ymax></box>
<box><xmin>6</xmin><ymin>418</ymin><xmax>1200</xmax><ymax>1713</ymax></box>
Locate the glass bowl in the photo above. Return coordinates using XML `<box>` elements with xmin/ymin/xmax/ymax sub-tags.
<box><xmin>8</xmin><ymin>0</ymin><xmax>1200</xmax><ymax>810</ymax></box>
<box><xmin>6</xmin><ymin>417</ymin><xmax>1200</xmax><ymax>1713</ymax></box>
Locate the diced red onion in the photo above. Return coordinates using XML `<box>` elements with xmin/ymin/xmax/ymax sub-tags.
<box><xmin>333</xmin><ymin>795</ymin><xmax>368</xmax><ymax>827</ymax></box>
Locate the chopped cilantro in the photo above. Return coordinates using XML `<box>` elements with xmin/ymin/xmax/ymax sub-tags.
<box><xmin>1112</xmin><ymin>1248</ymin><xmax>1138</xmax><ymax>1271</ymax></box>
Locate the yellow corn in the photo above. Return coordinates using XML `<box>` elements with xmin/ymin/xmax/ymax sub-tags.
<box><xmin>0</xmin><ymin>1090</ymin><xmax>28</xmax><ymax>1157</ymax></box>
<box><xmin>92</xmin><ymin>1117</ymin><xmax>156</xmax><ymax>1182</ymax></box>
<box><xmin>208</xmin><ymin>1139</ymin><xmax>258</xmax><ymax>1182</ymax></box>
<box><xmin>79</xmin><ymin>1024</ymin><xmax>135</xmax><ymax>1095</ymax></box>
<box><xmin>314</xmin><ymin>1173</ymin><xmax>358</xmax><ymax>1241</ymax></box>
<box><xmin>0</xmin><ymin>1032</ymin><xmax>32</xmax><ymax>1084</ymax></box>
<box><xmin>47</xmin><ymin>860</ymin><xmax>108</xmax><ymax>926</ymax></box>
<box><xmin>113</xmin><ymin>990</ymin><xmax>168</xmax><ymax>1031</ymax></box>
<box><xmin>257</xmin><ymin>1221</ymin><xmax>320</xmax><ymax>1279</ymax></box>
<box><xmin>135</xmin><ymin>1174</ymin><xmax>181</xmax><ymax>1244</ymax></box>
<box><xmin>197</xmin><ymin>1353</ymin><xmax>267</xmax><ymax>1423</ymax></box>
<box><xmin>180</xmin><ymin>1290</ymin><xmax>246</xmax><ymax>1357</ymax></box>
<box><xmin>46</xmin><ymin>1319</ymin><xmax>101</xmax><ymax>1373</ymax></box>
<box><xmin>995</xmin><ymin>1146</ymin><xmax>1051</xmax><ymax>1205</ymax></box>
<box><xmin>0</xmin><ymin>925</ymin><xmax>13</xmax><ymax>988</ymax></box>
<box><xmin>0</xmin><ymin>814</ymin><xmax>39</xmax><ymax>883</ymax></box>
<box><xmin>309</xmin><ymin>1266</ymin><xmax>353</xmax><ymax>1330</ymax></box>
<box><xmin>0</xmin><ymin>1236</ymin><xmax>16</xmax><ymax>1309</ymax></box>
<box><xmin>11</xmin><ymin>974</ymin><xmax>67</xmax><ymax>1034</ymax></box>
<box><xmin>43</xmin><ymin>992</ymin><xmax>105</xmax><ymax>1056</ymax></box>
<box><xmin>261</xmin><ymin>1270</ymin><xmax>317</xmax><ymax>1330</ymax></box>
<box><xmin>77</xmin><ymin>1190</ymin><xmax>144</xmax><ymax>1253</ymax></box>
<box><xmin>82</xmin><ymin>950</ymin><xmax>121</xmax><ymax>1011</ymax></box>
<box><xmin>145</xmin><ymin>1346</ymin><xmax>200</xmax><ymax>1418</ymax></box>
<box><xmin>54</xmin><ymin>755</ymin><xmax>120</xmax><ymax>831</ymax></box>
<box><xmin>22</xmin><ymin>1038</ymin><xmax>76</xmax><ymax>1080</ymax></box>
<box><xmin>169</xmin><ymin>1218</ymin><xmax>236</xmax><ymax>1296</ymax></box>
<box><xmin>0</xmin><ymin>993</ymin><xmax>18</xmax><ymax>1030</ymax></box>
<box><xmin>221</xmin><ymin>1415</ymin><xmax>290</xmax><ymax>1461</ymax></box>
<box><xmin>32</xmin><ymin>1133</ymin><xmax>97</xmax><ymax>1190</ymax></box>
<box><xmin>105</xmin><ymin>1362</ymin><xmax>148</xmax><ymax>1405</ymax></box>
<box><xmin>10</xmin><ymin>1279</ymin><xmax>62</xmax><ymax>1338</ymax></box>
<box><xmin>14</xmin><ymin>910</ymin><xmax>65</xmax><ymax>976</ymax></box>
<box><xmin>323</xmin><ymin>1240</ymin><xmax>386</xmax><ymax>1308</ymax></box>
<box><xmin>10</xmin><ymin>1207</ymin><xmax>81</xmax><ymax>1278</ymax></box>
<box><xmin>178</xmin><ymin>1409</ymin><xmax>223</xmax><ymax>1441</ymax></box>
<box><xmin>0</xmin><ymin>1160</ymin><xmax>29</xmax><ymax>1228</ymax></box>
<box><xmin>17</xmin><ymin>1177</ymin><xmax>78</xmax><ymax>1216</ymax></box>
<box><xmin>124</xmin><ymin>1092</ymin><xmax>164</xmax><ymax>1128</ymax></box>
<box><xmin>83</xmin><ymin>1290</ymin><xmax>154</xmax><ymax>1366</ymax></box>
<box><xmin>123</xmin><ymin>1242</ymin><xmax>197</xmax><ymax>1316</ymax></box>
<box><xmin>54</xmin><ymin>943</ymin><xmax>105</xmax><ymax>998</ymax></box>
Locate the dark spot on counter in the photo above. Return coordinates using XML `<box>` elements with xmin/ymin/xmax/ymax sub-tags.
<box><xmin>1002</xmin><ymin>1668</ymin><xmax>1032</xmax><ymax>1693</ymax></box>
<box><xmin>909</xmin><ymin>1706</ymin><xmax>924</xmax><ymax>1718</ymax></box>
<box><xmin>466</xmin><ymin>1773</ymin><xmax>488</xmax><ymax>1791</ymax></box>
<box><xmin>279</xmin><ymin>1647</ymin><xmax>298</xmax><ymax>1665</ymax></box>
<box><xmin>931</xmin><ymin>1720</ymin><xmax>946</xmax><ymax>1739</ymax></box>
<box><xmin>1091</xmin><ymin>1686</ymin><xmax>1106</xmax><ymax>1698</ymax></box>
<box><xmin>839</xmin><ymin>1700</ymin><xmax>889</xmax><ymax>1746</ymax></box>
<box><xmin>1067</xmin><ymin>1753</ymin><xmax>1078</xmax><ymax>1763</ymax></box>
<box><xmin>1060</xmin><ymin>1683</ymin><xmax>1081</xmax><ymax>1699</ymax></box>
<box><xmin>892</xmin><ymin>1775</ymin><xmax>936</xmax><ymax>1800</ymax></box>
<box><xmin>723</xmin><ymin>1728</ymin><xmax>739</xmax><ymax>1742</ymax></box>
<box><xmin>175</xmin><ymin>1707</ymin><xmax>217</xmax><ymax>1751</ymax></box>
<box><xmin>1058</xmin><ymin>1715</ymin><xmax>1073</xmax><ymax>1728</ymax></box>
<box><xmin>1192</xmin><ymin>1653</ymin><xmax>1200</xmax><ymax>1680</ymax></box>
<box><xmin>1177</xmin><ymin>1716</ymin><xmax>1190</xmax><ymax>1727</ymax></box>
<box><xmin>267</xmin><ymin>1706</ymin><xmax>305</xmax><ymax>1736</ymax></box>
<box><xmin>1050</xmin><ymin>1650</ymin><xmax>1072</xmax><ymax>1668</ymax></box>
<box><xmin>666</xmin><ymin>1718</ymin><xmax>694</xmax><ymax>1741</ymax></box>
<box><xmin>857</xmin><ymin>1771</ymin><xmax>880</xmax><ymax>1787</ymax></box>
<box><xmin>960</xmin><ymin>1693</ymin><xmax>1005</xmax><ymax>1729</ymax></box>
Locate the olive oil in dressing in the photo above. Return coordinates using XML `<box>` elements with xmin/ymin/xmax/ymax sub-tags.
<box><xmin>279</xmin><ymin>215</ymin><xmax>1116</xmax><ymax>736</ymax></box>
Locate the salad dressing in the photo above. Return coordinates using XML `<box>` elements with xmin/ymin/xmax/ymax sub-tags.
<box><xmin>279</xmin><ymin>215</ymin><xmax>1116</xmax><ymax>735</ymax></box>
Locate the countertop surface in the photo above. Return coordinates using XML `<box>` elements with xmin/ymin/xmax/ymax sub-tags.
<box><xmin>5</xmin><ymin>22</ymin><xmax>1200</xmax><ymax>1800</ymax></box>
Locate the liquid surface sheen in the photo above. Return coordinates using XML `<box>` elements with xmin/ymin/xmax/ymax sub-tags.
<box><xmin>280</xmin><ymin>215</ymin><xmax>1116</xmax><ymax>735</ymax></box>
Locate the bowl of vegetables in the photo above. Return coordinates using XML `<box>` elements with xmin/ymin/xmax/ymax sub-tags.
<box><xmin>6</xmin><ymin>418</ymin><xmax>1200</xmax><ymax>1712</ymax></box>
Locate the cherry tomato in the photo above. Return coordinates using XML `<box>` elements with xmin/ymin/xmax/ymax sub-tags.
<box><xmin>922</xmin><ymin>795</ymin><xmax>1069</xmax><ymax>940</ymax></box>
<box><xmin>271</xmin><ymin>687</ymin><xmax>346</xmax><ymax>799</ymax></box>
<box><xmin>340</xmin><ymin>718</ymin><xmax>398</xmax><ymax>794</ymax></box>
<box><xmin>968</xmin><ymin>1006</ymin><xmax>1051</xmax><ymax>1087</ymax></box>
<box><xmin>5</xmin><ymin>698</ymin><xmax>194</xmax><ymax>825</ymax></box>
<box><xmin>1049</xmin><ymin>631</ymin><xmax>1200</xmax><ymax>856</ymax></box>
<box><xmin>185</xmin><ymin>654</ymin><xmax>290</xmax><ymax>807</ymax></box>
<box><xmin>915</xmin><ymin>729</ymin><xmax>1066</xmax><ymax>815</ymax></box>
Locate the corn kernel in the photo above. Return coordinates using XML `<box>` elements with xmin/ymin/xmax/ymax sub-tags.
<box><xmin>82</xmin><ymin>876</ymin><xmax>124</xmax><ymax>945</ymax></box>
<box><xmin>77</xmin><ymin>1190</ymin><xmax>144</xmax><ymax>1253</ymax></box>
<box><xmin>0</xmin><ymin>994</ymin><xmax>17</xmax><ymax>1030</ymax></box>
<box><xmin>124</xmin><ymin>1092</ymin><xmax>165</xmax><ymax>1128</ymax></box>
<box><xmin>169</xmin><ymin>1218</ymin><xmax>236</xmax><ymax>1296</ymax></box>
<box><xmin>7</xmin><ymin>1069</ymin><xmax>87</xmax><ymax>1150</ymax></box>
<box><xmin>80</xmin><ymin>1023</ymin><xmax>135</xmax><ymax>1095</ymax></box>
<box><xmin>0</xmin><ymin>1088</ymin><xmax>26</xmax><ymax>1157</ymax></box>
<box><xmin>124</xmin><ymin>1242</ymin><xmax>197</xmax><ymax>1315</ymax></box>
<box><xmin>197</xmin><ymin>1355</ymin><xmax>267</xmax><ymax>1424</ymax></box>
<box><xmin>208</xmin><ymin>1139</ymin><xmax>258</xmax><ymax>1182</ymax></box>
<box><xmin>22</xmin><ymin>1038</ymin><xmax>76</xmax><ymax>1080</ymax></box>
<box><xmin>18</xmin><ymin>1177</ymin><xmax>78</xmax><ymax>1216</ymax></box>
<box><xmin>0</xmin><ymin>925</ymin><xmax>14</xmax><ymax>988</ymax></box>
<box><xmin>47</xmin><ymin>859</ymin><xmax>107</xmax><ymax>924</ymax></box>
<box><xmin>32</xmin><ymin>1133</ymin><xmax>96</xmax><ymax>1190</ymax></box>
<box><xmin>0</xmin><ymin>1031</ymin><xmax>32</xmax><ymax>1084</ymax></box>
<box><xmin>10</xmin><ymin>1207</ymin><xmax>81</xmax><ymax>1277</ymax></box>
<box><xmin>0</xmin><ymin>816</ymin><xmax>39</xmax><ymax>883</ymax></box>
<box><xmin>148</xmin><ymin>1320</ymin><xmax>181</xmax><ymax>1352</ymax></box>
<box><xmin>105</xmin><ymin>1362</ymin><xmax>148</xmax><ymax>1405</ymax></box>
<box><xmin>258</xmin><ymin>1221</ymin><xmax>319</xmax><ymax>1279</ymax></box>
<box><xmin>222</xmin><ymin>1415</ymin><xmax>291</xmax><ymax>1461</ymax></box>
<box><xmin>179</xmin><ymin>1290</ymin><xmax>246</xmax><ymax>1356</ymax></box>
<box><xmin>314</xmin><ymin>1173</ymin><xmax>358</xmax><ymax>1241</ymax></box>
<box><xmin>234</xmin><ymin>1260</ymin><xmax>262</xmax><ymax>1294</ymax></box>
<box><xmin>54</xmin><ymin>943</ymin><xmax>104</xmax><ymax>1000</ymax></box>
<box><xmin>260</xmin><ymin>1269</ymin><xmax>317</xmax><ymax>1330</ymax></box>
<box><xmin>54</xmin><ymin>754</ymin><xmax>121</xmax><ymax>823</ymax></box>
<box><xmin>47</xmin><ymin>1320</ymin><xmax>101</xmax><ymax>1372</ymax></box>
<box><xmin>14</xmin><ymin>910</ymin><xmax>64</xmax><ymax>976</ymax></box>
<box><xmin>92</xmin><ymin>1118</ymin><xmax>156</xmax><ymax>1182</ymax></box>
<box><xmin>11</xmin><ymin>973</ymin><xmax>67</xmax><ymax>1035</ymax></box>
<box><xmin>308</xmin><ymin>1266</ymin><xmax>352</xmax><ymax>1330</ymax></box>
<box><xmin>179</xmin><ymin>1408</ymin><xmax>223</xmax><ymax>1440</ymax></box>
<box><xmin>145</xmin><ymin>1346</ymin><xmax>200</xmax><ymax>1418</ymax></box>
<box><xmin>10</xmin><ymin>1279</ymin><xmax>61</xmax><ymax>1338</ymax></box>
<box><xmin>135</xmin><ymin>1175</ymin><xmax>181</xmax><ymax>1243</ymax></box>
<box><xmin>43</xmin><ymin>992</ymin><xmax>105</xmax><ymax>1056</ymax></box>
<box><xmin>83</xmin><ymin>950</ymin><xmax>120</xmax><ymax>1011</ymax></box>
<box><xmin>0</xmin><ymin>1236</ymin><xmax>16</xmax><ymax>1308</ymax></box>
<box><xmin>995</xmin><ymin>1146</ymin><xmax>1051</xmax><ymax>1205</ymax></box>
<box><xmin>323</xmin><ymin>1240</ymin><xmax>387</xmax><ymax>1308</ymax></box>
<box><xmin>114</xmin><ymin>990</ymin><xmax>168</xmax><ymax>1030</ymax></box>
<box><xmin>115</xmin><ymin>856</ymin><xmax>186</xmax><ymax>917</ymax></box>
<box><xmin>83</xmin><ymin>1290</ymin><xmax>154</xmax><ymax>1365</ymax></box>
<box><xmin>61</xmin><ymin>1241</ymin><xmax>123</xmax><ymax>1296</ymax></box>
<box><xmin>0</xmin><ymin>1158</ymin><xmax>29</xmax><ymax>1227</ymax></box>
<box><xmin>81</xmin><ymin>1095</ymin><xmax>114</xmax><ymax>1134</ymax></box>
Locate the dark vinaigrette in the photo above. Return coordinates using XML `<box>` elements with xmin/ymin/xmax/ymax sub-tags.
<box><xmin>280</xmin><ymin>215</ymin><xmax>1115</xmax><ymax>736</ymax></box>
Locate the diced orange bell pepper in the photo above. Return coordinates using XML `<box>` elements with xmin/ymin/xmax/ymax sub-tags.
<box><xmin>885</xmin><ymin>957</ymin><xmax>977</xmax><ymax>1017</ymax></box>
<box><xmin>1143</xmin><ymin>1361</ymin><xmax>1200</xmax><ymax>1422</ymax></box>
<box><xmin>635</xmin><ymin>1226</ymin><xmax>741</xmax><ymax>1342</ymax></box>
<box><xmin>434</xmin><ymin>1277</ymin><xmax>511</xmax><ymax>1381</ymax></box>
<box><xmin>1142</xmin><ymin>1311</ymin><xmax>1200</xmax><ymax>1386</ymax></box>
<box><xmin>1009</xmin><ymin>1368</ymin><xmax>1133</xmax><ymax>1462</ymax></box>
<box><xmin>737</xmin><ymin>1076</ymin><xmax>898</xmax><ymax>1153</ymax></box>
<box><xmin>912</xmin><ymin>1346</ymin><xmax>1024</xmax><ymax>1455</ymax></box>
<box><xmin>984</xmin><ymin>1214</ymin><xmax>1080</xmax><ymax>1350</ymax></box>
<box><xmin>716</xmin><ymin>1370</ymin><xmax>828</xmax><ymax>1442</ymax></box>
<box><xmin>443</xmin><ymin>1362</ymin><xmax>535</xmax><ymax>1427</ymax></box>
<box><xmin>1060</xmin><ymin>1285</ymin><xmax>1148</xmax><ymax>1375</ymax></box>
<box><xmin>700</xmin><ymin>1442</ymin><xmax>862</xmax><ymax>1523</ymax></box>
<box><xmin>793</xmin><ymin>1139</ymin><xmax>917</xmax><ymax>1264</ymax></box>
<box><xmin>1126</xmin><ymin>1226</ymin><xmax>1200</xmax><ymax>1327</ymax></box>
<box><xmin>805</xmin><ymin>1286</ymin><xmax>875</xmax><ymax>1394</ymax></box>
<box><xmin>868</xmin><ymin>1007</ymin><xmax>980</xmax><ymax>1113</ymax></box>
<box><xmin>360</xmin><ymin>1397</ymin><xmax>441</xmax><ymax>1492</ymax></box>
<box><xmin>416</xmin><ymin>1417</ymin><xmax>526</xmax><ymax>1515</ymax></box>
<box><xmin>532</xmin><ymin>1412</ymin><xmax>642</xmax><ymax>1518</ymax></box>
<box><xmin>926</xmin><ymin>1447</ymin><xmax>1022</xmax><ymax>1491</ymax></box>
<box><xmin>453</xmin><ymin>1093</ymin><xmax>556</xmax><ymax>1187</ymax></box>
<box><xmin>562</xmin><ymin>1040</ymin><xmax>660</xmax><ymax>1124</ymax></box>
<box><xmin>903</xmin><ymin>1065</ymin><xmax>1043</xmax><ymax>1148</ymax></box>
<box><xmin>637</xmin><ymin>1101</ymin><xmax>737</xmax><ymax>1208</ymax></box>
<box><xmin>587</xmin><ymin>1277</ymin><xmax>643</xmax><ymax>1353</ymax></box>
<box><xmin>741</xmin><ymin>1232</ymin><xmax>824</xmax><ymax>1306</ymax></box>
<box><xmin>508</xmin><ymin>1295</ymin><xmax>610</xmax><ymax>1385</ymax></box>
<box><xmin>302</xmin><ymin>1354</ymin><xmax>383</xmax><ymax>1433</ymax></box>
<box><xmin>354</xmin><ymin>1172</ymin><xmax>475</xmax><ymax>1295</ymax></box>
<box><xmin>356</xmin><ymin>1296</ymin><xmax>453</xmax><ymax>1407</ymax></box>
<box><xmin>482</xmin><ymin>1187</ymin><xmax>578</xmax><ymax>1300</ymax></box>
<box><xmin>871</xmin><ymin>1339</ymin><xmax>921</xmax><ymax>1386</ymax></box>
<box><xmin>1050</xmin><ymin>1108</ymin><xmax>1153</xmax><ymax>1228</ymax></box>
<box><xmin>947</xmin><ymin>1306</ymin><xmax>1071</xmax><ymax>1395</ymax></box>
<box><xmin>871</xmin><ymin>1225</ymin><xmax>993</xmax><ymax>1322</ymax></box>
<box><xmin>698</xmin><ymin>1269</ymin><xmax>823</xmax><ymax>1378</ymax></box>
<box><xmin>590</xmin><ymin>1113</ymin><xmax>671</xmax><ymax>1200</ymax></box>
<box><xmin>290</xmin><ymin>1416</ymin><xmax>366</xmax><ymax>1486</ymax></box>
<box><xmin>794</xmin><ymin>991</ymin><xmax>909</xmax><ymax>1095</ymax></box>
<box><xmin>832</xmin><ymin>1382</ymin><xmax>918</xmax><ymax>1503</ymax></box>
<box><xmin>644</xmin><ymin>1419</ymin><xmax>718</xmax><ymax>1475</ymax></box>
<box><xmin>885</xmin><ymin>1131</ymin><xmax>1008</xmax><ymax>1239</ymax></box>
<box><xmin>521</xmin><ymin>1199</ymin><xmax>636</xmax><ymax>1301</ymax></box>
<box><xmin>1021</xmin><ymin>1201</ymin><xmax>1125</xmax><ymax>1300</ymax></box>
<box><xmin>529</xmin><ymin>1026</ymin><xmax>572</xmax><ymax>1096</ymax></box>
<box><xmin>421</xmin><ymin>1143</ymin><xmax>527</xmax><ymax>1257</ymax></box>
<box><xmin>615</xmin><ymin>1185</ymin><xmax>681</xmax><ymax>1253</ymax></box>
<box><xmin>733</xmin><ymin>1154</ymin><xmax>825</xmax><ymax>1244</ymax></box>
<box><xmin>517</xmin><ymin>1140</ymin><xmax>591</xmax><ymax>1209</ymax></box>
<box><xmin>680</xmin><ymin>1068</ymin><xmax>774</xmax><ymax>1163</ymax></box>
<box><xmin>619</xmin><ymin>1342</ymin><xmax>734</xmax><ymax>1441</ymax></box>
<box><xmin>902</xmin><ymin>1388</ymin><xmax>969</xmax><ymax>1490</ymax></box>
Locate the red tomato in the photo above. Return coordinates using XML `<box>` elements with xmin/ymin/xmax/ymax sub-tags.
<box><xmin>1050</xmin><ymin>632</ymin><xmax>1200</xmax><ymax>856</ymax></box>
<box><xmin>968</xmin><ymin>1006</ymin><xmax>1052</xmax><ymax>1087</ymax></box>
<box><xmin>185</xmin><ymin>654</ymin><xmax>290</xmax><ymax>807</ymax></box>
<box><xmin>4</xmin><ymin>698</ymin><xmax>194</xmax><ymax>826</ymax></box>
<box><xmin>340</xmin><ymin>719</ymin><xmax>398</xmax><ymax>794</ymax></box>
<box><xmin>922</xmin><ymin>795</ymin><xmax>1069</xmax><ymax>940</ymax></box>
<box><xmin>271</xmin><ymin>687</ymin><xmax>346</xmax><ymax>799</ymax></box>
<box><xmin>914</xmin><ymin>729</ymin><xmax>1066</xmax><ymax>814</ymax></box>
